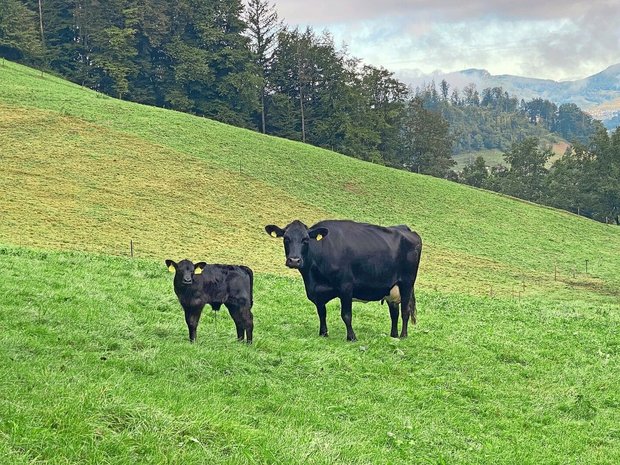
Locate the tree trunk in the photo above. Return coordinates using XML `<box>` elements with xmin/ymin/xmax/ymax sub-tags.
<box><xmin>38</xmin><ymin>0</ymin><xmax>45</xmax><ymax>45</ymax></box>
<box><xmin>261</xmin><ymin>89</ymin><xmax>266</xmax><ymax>134</ymax></box>
<box><xmin>300</xmin><ymin>87</ymin><xmax>305</xmax><ymax>143</ymax></box>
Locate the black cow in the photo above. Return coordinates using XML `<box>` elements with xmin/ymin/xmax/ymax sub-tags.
<box><xmin>265</xmin><ymin>220</ymin><xmax>422</xmax><ymax>341</ymax></box>
<box><xmin>165</xmin><ymin>259</ymin><xmax>254</xmax><ymax>343</ymax></box>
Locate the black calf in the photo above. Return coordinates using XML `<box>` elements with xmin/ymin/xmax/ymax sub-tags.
<box><xmin>165</xmin><ymin>259</ymin><xmax>254</xmax><ymax>343</ymax></box>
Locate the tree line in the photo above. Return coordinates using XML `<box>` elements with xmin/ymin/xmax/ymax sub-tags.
<box><xmin>460</xmin><ymin>129</ymin><xmax>620</xmax><ymax>224</ymax></box>
<box><xmin>414</xmin><ymin>82</ymin><xmax>603</xmax><ymax>153</ymax></box>
<box><xmin>0</xmin><ymin>0</ymin><xmax>448</xmax><ymax>168</ymax></box>
<box><xmin>1</xmin><ymin>0</ymin><xmax>616</xmax><ymax>223</ymax></box>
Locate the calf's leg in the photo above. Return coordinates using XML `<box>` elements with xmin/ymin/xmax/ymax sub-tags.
<box><xmin>226</xmin><ymin>305</ymin><xmax>245</xmax><ymax>341</ymax></box>
<box><xmin>242</xmin><ymin>307</ymin><xmax>254</xmax><ymax>343</ymax></box>
<box><xmin>184</xmin><ymin>307</ymin><xmax>203</xmax><ymax>343</ymax></box>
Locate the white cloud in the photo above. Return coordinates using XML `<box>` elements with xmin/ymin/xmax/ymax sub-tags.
<box><xmin>271</xmin><ymin>0</ymin><xmax>620</xmax><ymax>80</ymax></box>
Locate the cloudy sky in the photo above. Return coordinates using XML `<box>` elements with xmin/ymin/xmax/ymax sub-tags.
<box><xmin>273</xmin><ymin>0</ymin><xmax>620</xmax><ymax>81</ymax></box>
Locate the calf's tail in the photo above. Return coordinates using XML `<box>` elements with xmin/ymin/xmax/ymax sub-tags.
<box><xmin>240</xmin><ymin>266</ymin><xmax>254</xmax><ymax>306</ymax></box>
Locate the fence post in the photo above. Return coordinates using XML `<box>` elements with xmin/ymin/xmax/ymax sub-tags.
<box><xmin>130</xmin><ymin>239</ymin><xmax>134</xmax><ymax>258</ymax></box>
<box><xmin>585</xmin><ymin>259</ymin><xmax>589</xmax><ymax>274</ymax></box>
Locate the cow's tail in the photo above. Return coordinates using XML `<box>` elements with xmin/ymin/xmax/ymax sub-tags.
<box><xmin>410</xmin><ymin>238</ymin><xmax>422</xmax><ymax>325</ymax></box>
<box><xmin>240</xmin><ymin>266</ymin><xmax>254</xmax><ymax>306</ymax></box>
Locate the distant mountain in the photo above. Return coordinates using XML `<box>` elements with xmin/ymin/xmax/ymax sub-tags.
<box><xmin>397</xmin><ymin>64</ymin><xmax>620</xmax><ymax>130</ymax></box>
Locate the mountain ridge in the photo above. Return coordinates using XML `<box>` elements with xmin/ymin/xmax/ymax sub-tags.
<box><xmin>397</xmin><ymin>63</ymin><xmax>620</xmax><ymax>129</ymax></box>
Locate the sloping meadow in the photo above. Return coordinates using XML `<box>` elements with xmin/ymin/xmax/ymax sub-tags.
<box><xmin>1</xmin><ymin>61</ymin><xmax>618</xmax><ymax>302</ymax></box>
<box><xmin>1</xmin><ymin>61</ymin><xmax>620</xmax><ymax>463</ymax></box>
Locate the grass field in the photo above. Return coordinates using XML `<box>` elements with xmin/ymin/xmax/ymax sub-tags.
<box><xmin>2</xmin><ymin>246</ymin><xmax>619</xmax><ymax>464</ymax></box>
<box><xmin>1</xmin><ymin>60</ymin><xmax>620</xmax><ymax>463</ymax></box>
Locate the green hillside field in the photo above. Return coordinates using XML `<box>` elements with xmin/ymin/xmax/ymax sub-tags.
<box><xmin>1</xmin><ymin>60</ymin><xmax>619</xmax><ymax>464</ymax></box>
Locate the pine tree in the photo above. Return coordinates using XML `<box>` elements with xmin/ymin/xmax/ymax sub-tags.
<box><xmin>244</xmin><ymin>0</ymin><xmax>281</xmax><ymax>133</ymax></box>
<box><xmin>0</xmin><ymin>0</ymin><xmax>43</xmax><ymax>61</ymax></box>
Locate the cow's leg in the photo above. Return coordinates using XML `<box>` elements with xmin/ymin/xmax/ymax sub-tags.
<box><xmin>184</xmin><ymin>307</ymin><xmax>203</xmax><ymax>343</ymax></box>
<box><xmin>340</xmin><ymin>295</ymin><xmax>356</xmax><ymax>341</ymax></box>
<box><xmin>316</xmin><ymin>303</ymin><xmax>328</xmax><ymax>337</ymax></box>
<box><xmin>388</xmin><ymin>302</ymin><xmax>399</xmax><ymax>338</ymax></box>
<box><xmin>399</xmin><ymin>283</ymin><xmax>413</xmax><ymax>338</ymax></box>
<box><xmin>226</xmin><ymin>305</ymin><xmax>245</xmax><ymax>341</ymax></box>
<box><xmin>242</xmin><ymin>307</ymin><xmax>254</xmax><ymax>344</ymax></box>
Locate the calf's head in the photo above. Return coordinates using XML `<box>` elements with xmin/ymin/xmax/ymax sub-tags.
<box><xmin>265</xmin><ymin>220</ymin><xmax>328</xmax><ymax>269</ymax></box>
<box><xmin>165</xmin><ymin>259</ymin><xmax>206</xmax><ymax>286</ymax></box>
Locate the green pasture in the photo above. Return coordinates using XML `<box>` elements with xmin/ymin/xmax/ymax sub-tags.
<box><xmin>0</xmin><ymin>60</ymin><xmax>619</xmax><ymax>463</ymax></box>
<box><xmin>1</xmin><ymin>246</ymin><xmax>619</xmax><ymax>464</ymax></box>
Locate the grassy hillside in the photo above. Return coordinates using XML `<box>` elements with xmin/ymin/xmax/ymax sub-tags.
<box><xmin>1</xmin><ymin>61</ymin><xmax>620</xmax><ymax>464</ymax></box>
<box><xmin>1</xmin><ymin>61</ymin><xmax>618</xmax><ymax>303</ymax></box>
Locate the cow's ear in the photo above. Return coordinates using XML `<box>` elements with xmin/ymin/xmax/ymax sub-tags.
<box><xmin>309</xmin><ymin>227</ymin><xmax>328</xmax><ymax>241</ymax></box>
<box><xmin>194</xmin><ymin>262</ymin><xmax>207</xmax><ymax>275</ymax></box>
<box><xmin>265</xmin><ymin>224</ymin><xmax>285</xmax><ymax>238</ymax></box>
<box><xmin>165</xmin><ymin>259</ymin><xmax>177</xmax><ymax>273</ymax></box>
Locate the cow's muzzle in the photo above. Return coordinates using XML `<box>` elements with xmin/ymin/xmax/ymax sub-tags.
<box><xmin>286</xmin><ymin>257</ymin><xmax>302</xmax><ymax>269</ymax></box>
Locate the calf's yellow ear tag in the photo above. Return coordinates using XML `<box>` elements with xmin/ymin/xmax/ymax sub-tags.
<box><xmin>194</xmin><ymin>267</ymin><xmax>203</xmax><ymax>275</ymax></box>
<box><xmin>270</xmin><ymin>231</ymin><xmax>278</xmax><ymax>238</ymax></box>
<box><xmin>316</xmin><ymin>234</ymin><xmax>323</xmax><ymax>241</ymax></box>
<box><xmin>168</xmin><ymin>265</ymin><xmax>175</xmax><ymax>273</ymax></box>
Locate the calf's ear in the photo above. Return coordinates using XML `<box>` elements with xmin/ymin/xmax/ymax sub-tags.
<box><xmin>265</xmin><ymin>224</ymin><xmax>285</xmax><ymax>238</ymax></box>
<box><xmin>194</xmin><ymin>262</ymin><xmax>207</xmax><ymax>275</ymax></box>
<box><xmin>165</xmin><ymin>259</ymin><xmax>177</xmax><ymax>273</ymax></box>
<box><xmin>309</xmin><ymin>227</ymin><xmax>328</xmax><ymax>241</ymax></box>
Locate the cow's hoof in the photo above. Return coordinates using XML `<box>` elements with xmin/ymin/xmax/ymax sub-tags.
<box><xmin>319</xmin><ymin>332</ymin><xmax>329</xmax><ymax>337</ymax></box>
<box><xmin>346</xmin><ymin>336</ymin><xmax>357</xmax><ymax>342</ymax></box>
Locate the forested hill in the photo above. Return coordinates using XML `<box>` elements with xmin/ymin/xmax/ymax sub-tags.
<box><xmin>414</xmin><ymin>82</ymin><xmax>603</xmax><ymax>154</ymax></box>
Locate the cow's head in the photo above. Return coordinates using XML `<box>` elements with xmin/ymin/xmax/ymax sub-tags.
<box><xmin>265</xmin><ymin>220</ymin><xmax>328</xmax><ymax>269</ymax></box>
<box><xmin>165</xmin><ymin>259</ymin><xmax>206</xmax><ymax>286</ymax></box>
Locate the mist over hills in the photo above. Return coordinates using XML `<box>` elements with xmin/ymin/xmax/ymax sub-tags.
<box><xmin>398</xmin><ymin>64</ymin><xmax>620</xmax><ymax>130</ymax></box>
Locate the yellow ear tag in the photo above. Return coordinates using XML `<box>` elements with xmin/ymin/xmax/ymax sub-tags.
<box><xmin>194</xmin><ymin>267</ymin><xmax>203</xmax><ymax>275</ymax></box>
<box><xmin>168</xmin><ymin>265</ymin><xmax>175</xmax><ymax>273</ymax></box>
<box><xmin>270</xmin><ymin>231</ymin><xmax>278</xmax><ymax>238</ymax></box>
<box><xmin>316</xmin><ymin>234</ymin><xmax>323</xmax><ymax>241</ymax></box>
